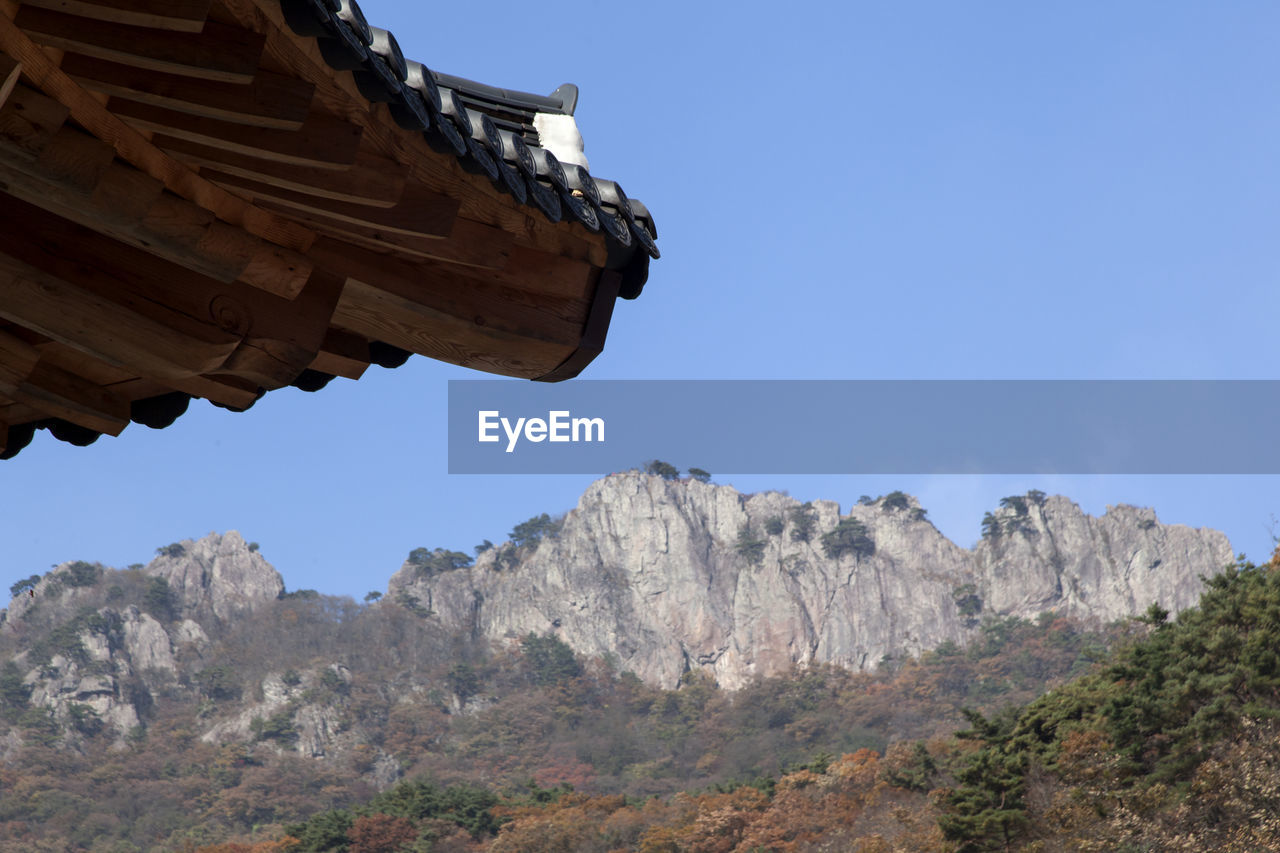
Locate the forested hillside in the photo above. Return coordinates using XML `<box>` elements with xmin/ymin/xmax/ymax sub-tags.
<box><xmin>0</xmin><ymin>478</ymin><xmax>1268</xmax><ymax>851</ymax></box>
<box><xmin>233</xmin><ymin>546</ymin><xmax>1280</xmax><ymax>852</ymax></box>
<box><xmin>0</xmin><ymin>557</ymin><xmax>1116</xmax><ymax>850</ymax></box>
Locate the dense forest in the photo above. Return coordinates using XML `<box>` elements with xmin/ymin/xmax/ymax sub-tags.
<box><xmin>3</xmin><ymin>541</ymin><xmax>1279</xmax><ymax>850</ymax></box>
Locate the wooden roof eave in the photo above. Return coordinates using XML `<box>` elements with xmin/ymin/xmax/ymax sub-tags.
<box><xmin>0</xmin><ymin>0</ymin><xmax>646</xmax><ymax>457</ymax></box>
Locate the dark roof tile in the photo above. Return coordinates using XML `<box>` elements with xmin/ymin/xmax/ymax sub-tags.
<box><xmin>277</xmin><ymin>0</ymin><xmax>656</xmax><ymax>262</ymax></box>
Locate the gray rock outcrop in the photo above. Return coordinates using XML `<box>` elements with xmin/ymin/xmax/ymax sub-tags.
<box><xmin>390</xmin><ymin>473</ymin><xmax>1233</xmax><ymax>689</ymax></box>
<box><xmin>146</xmin><ymin>531</ymin><xmax>284</xmax><ymax>622</ymax></box>
<box><xmin>5</xmin><ymin>532</ymin><xmax>283</xmax><ymax>742</ymax></box>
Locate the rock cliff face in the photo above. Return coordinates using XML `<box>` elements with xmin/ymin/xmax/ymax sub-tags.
<box><xmin>148</xmin><ymin>531</ymin><xmax>284</xmax><ymax>622</ymax></box>
<box><xmin>4</xmin><ymin>531</ymin><xmax>281</xmax><ymax>744</ymax></box>
<box><xmin>390</xmin><ymin>473</ymin><xmax>1233</xmax><ymax>689</ymax></box>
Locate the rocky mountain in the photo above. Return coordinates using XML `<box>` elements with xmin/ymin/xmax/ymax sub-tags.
<box><xmin>1</xmin><ymin>531</ymin><xmax>283</xmax><ymax>746</ymax></box>
<box><xmin>389</xmin><ymin>473</ymin><xmax>1233</xmax><ymax>689</ymax></box>
<box><xmin>0</xmin><ymin>477</ymin><xmax>1244</xmax><ymax>851</ymax></box>
<box><xmin>0</xmin><ymin>476</ymin><xmax>1233</xmax><ymax>754</ymax></box>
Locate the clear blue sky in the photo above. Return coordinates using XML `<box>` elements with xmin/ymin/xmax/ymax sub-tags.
<box><xmin>3</xmin><ymin>2</ymin><xmax>1278</xmax><ymax>600</ymax></box>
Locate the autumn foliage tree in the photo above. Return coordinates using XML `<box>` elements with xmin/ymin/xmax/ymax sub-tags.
<box><xmin>347</xmin><ymin>813</ymin><xmax>417</xmax><ymax>853</ymax></box>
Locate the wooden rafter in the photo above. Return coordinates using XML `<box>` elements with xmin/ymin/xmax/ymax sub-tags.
<box><xmin>0</xmin><ymin>10</ymin><xmax>317</xmax><ymax>288</ymax></box>
<box><xmin>156</xmin><ymin>137</ymin><xmax>407</xmax><ymax>206</ymax></box>
<box><xmin>0</xmin><ymin>50</ymin><xmax>18</xmax><ymax>106</ymax></box>
<box><xmin>113</xmin><ymin>98</ymin><xmax>363</xmax><ymax>169</ymax></box>
<box><xmin>0</xmin><ymin>84</ymin><xmax>316</xmax><ymax>293</ymax></box>
<box><xmin>18</xmin><ymin>0</ymin><xmax>214</xmax><ymax>34</ymax></box>
<box><xmin>14</xmin><ymin>6</ymin><xmax>264</xmax><ymax>84</ymax></box>
<box><xmin>212</xmin><ymin>171</ymin><xmax>458</xmax><ymax>238</ymax></box>
<box><xmin>63</xmin><ymin>52</ymin><xmax>315</xmax><ymax>130</ymax></box>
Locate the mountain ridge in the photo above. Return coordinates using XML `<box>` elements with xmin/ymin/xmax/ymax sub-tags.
<box><xmin>0</xmin><ymin>473</ymin><xmax>1233</xmax><ymax>756</ymax></box>
<box><xmin>389</xmin><ymin>472</ymin><xmax>1232</xmax><ymax>688</ymax></box>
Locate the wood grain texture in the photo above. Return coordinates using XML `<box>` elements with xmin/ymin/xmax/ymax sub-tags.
<box><xmin>157</xmin><ymin>136</ymin><xmax>406</xmax><ymax>206</ymax></box>
<box><xmin>63</xmin><ymin>52</ymin><xmax>314</xmax><ymax>130</ymax></box>
<box><xmin>35</xmin><ymin>340</ymin><xmax>136</xmax><ymax>385</ymax></box>
<box><xmin>15</xmin><ymin>6</ymin><xmax>263</xmax><ymax>83</ymax></box>
<box><xmin>310</xmin><ymin>238</ymin><xmax>587</xmax><ymax>348</ymax></box>
<box><xmin>255</xmin><ymin>206</ymin><xmax>513</xmax><ymax>270</ymax></box>
<box><xmin>112</xmin><ymin>97</ymin><xmax>362</xmax><ymax>169</ymax></box>
<box><xmin>331</xmin><ymin>279</ymin><xmax>574</xmax><ymax>379</ymax></box>
<box><xmin>162</xmin><ymin>373</ymin><xmax>260</xmax><ymax>408</ymax></box>
<box><xmin>5</xmin><ymin>359</ymin><xmax>130</xmax><ymax>434</ymax></box>
<box><xmin>212</xmin><ymin>171</ymin><xmax>458</xmax><ymax>238</ymax></box>
<box><xmin>535</xmin><ymin>269</ymin><xmax>617</xmax><ymax>382</ymax></box>
<box><xmin>0</xmin><ymin>85</ymin><xmax>312</xmax><ymax>294</ymax></box>
<box><xmin>0</xmin><ymin>328</ymin><xmax>40</xmax><ymax>388</ymax></box>
<box><xmin>0</xmin><ymin>51</ymin><xmax>19</xmax><ymax>108</ymax></box>
<box><xmin>0</xmin><ymin>256</ymin><xmax>241</xmax><ymax>379</ymax></box>
<box><xmin>18</xmin><ymin>0</ymin><xmax>212</xmax><ymax>33</ymax></box>
<box><xmin>0</xmin><ymin>194</ymin><xmax>341</xmax><ymax>394</ymax></box>
<box><xmin>309</xmin><ymin>328</ymin><xmax>369</xmax><ymax>380</ymax></box>
<box><xmin>0</xmin><ymin>13</ymin><xmax>317</xmax><ymax>280</ymax></box>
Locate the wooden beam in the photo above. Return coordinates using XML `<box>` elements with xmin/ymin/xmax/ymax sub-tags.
<box><xmin>34</xmin><ymin>124</ymin><xmax>115</xmax><ymax>191</ymax></box>
<box><xmin>0</xmin><ymin>77</ymin><xmax>69</xmax><ymax>155</ymax></box>
<box><xmin>0</xmin><ymin>328</ymin><xmax>40</xmax><ymax>389</ymax></box>
<box><xmin>0</xmin><ymin>196</ymin><xmax>343</xmax><ymax>386</ymax></box>
<box><xmin>301</xmin><ymin>218</ymin><xmax>595</xmax><ymax>301</ymax></box>
<box><xmin>499</xmin><ymin>245</ymin><xmax>599</xmax><ymax>300</ymax></box>
<box><xmin>331</xmin><ymin>279</ymin><xmax>574</xmax><ymax>379</ymax></box>
<box><xmin>211</xmin><ymin>267</ymin><xmax>347</xmax><ymax>388</ymax></box>
<box><xmin>0</xmin><ymin>400</ymin><xmax>44</xmax><ymax>430</ymax></box>
<box><xmin>0</xmin><ymin>256</ymin><xmax>240</xmax><ymax>379</ymax></box>
<box><xmin>0</xmin><ymin>51</ymin><xmax>19</xmax><ymax>108</ymax></box>
<box><xmin>0</xmin><ymin>86</ymin><xmax>313</xmax><ymax>296</ymax></box>
<box><xmin>163</xmin><ymin>373</ymin><xmax>259</xmax><ymax>409</ymax></box>
<box><xmin>309</xmin><ymin>328</ymin><xmax>369</xmax><ymax>380</ymax></box>
<box><xmin>62</xmin><ymin>52</ymin><xmax>314</xmax><ymax>130</ymax></box>
<box><xmin>535</xmin><ymin>269</ymin><xmax>618</xmax><ymax>382</ymax></box>
<box><xmin>103</xmin><ymin>376</ymin><xmax>175</xmax><ymax>402</ymax></box>
<box><xmin>309</xmin><ymin>238</ymin><xmax>585</xmax><ymax>348</ymax></box>
<box><xmin>257</xmin><ymin>206</ymin><xmax>513</xmax><ymax>270</ymax></box>
<box><xmin>211</xmin><ymin>171</ymin><xmax>458</xmax><ymax>238</ymax></box>
<box><xmin>18</xmin><ymin>0</ymin><xmax>213</xmax><ymax>33</ymax></box>
<box><xmin>157</xmin><ymin>135</ymin><xmax>406</xmax><ymax>207</ymax></box>
<box><xmin>14</xmin><ymin>6</ymin><xmax>263</xmax><ymax>84</ymax></box>
<box><xmin>35</xmin><ymin>339</ymin><xmax>135</xmax><ymax>385</ymax></box>
<box><xmin>112</xmin><ymin>97</ymin><xmax>363</xmax><ymax>170</ymax></box>
<box><xmin>0</xmin><ymin>13</ymin><xmax>317</xmax><ymax>287</ymax></box>
<box><xmin>1</xmin><ymin>359</ymin><xmax>130</xmax><ymax>435</ymax></box>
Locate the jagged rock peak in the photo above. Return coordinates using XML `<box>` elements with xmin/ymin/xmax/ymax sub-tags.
<box><xmin>146</xmin><ymin>531</ymin><xmax>283</xmax><ymax>622</ymax></box>
<box><xmin>391</xmin><ymin>472</ymin><xmax>1234</xmax><ymax>690</ymax></box>
<box><xmin>973</xmin><ymin>495</ymin><xmax>1233</xmax><ymax>624</ymax></box>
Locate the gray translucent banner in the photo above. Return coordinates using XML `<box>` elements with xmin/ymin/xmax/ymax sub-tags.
<box><xmin>447</xmin><ymin>380</ymin><xmax>1280</xmax><ymax>474</ymax></box>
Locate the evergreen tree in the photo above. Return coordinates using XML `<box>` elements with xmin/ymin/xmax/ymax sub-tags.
<box><xmin>644</xmin><ymin>460</ymin><xmax>680</xmax><ymax>480</ymax></box>
<box><xmin>520</xmin><ymin>633</ymin><xmax>582</xmax><ymax>686</ymax></box>
<box><xmin>789</xmin><ymin>503</ymin><xmax>818</xmax><ymax>542</ymax></box>
<box><xmin>940</xmin><ymin>708</ymin><xmax>1029</xmax><ymax>852</ymax></box>
<box><xmin>821</xmin><ymin>518</ymin><xmax>875</xmax><ymax>560</ymax></box>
